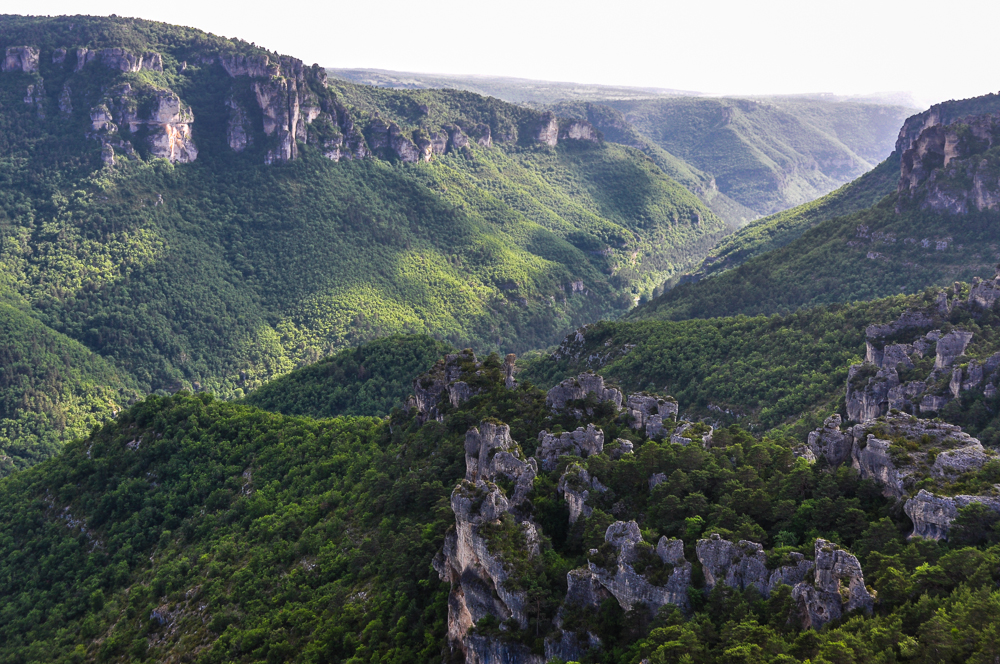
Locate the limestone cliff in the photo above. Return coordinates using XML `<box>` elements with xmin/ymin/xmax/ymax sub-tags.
<box><xmin>895</xmin><ymin>99</ymin><xmax>1000</xmax><ymax>214</ymax></box>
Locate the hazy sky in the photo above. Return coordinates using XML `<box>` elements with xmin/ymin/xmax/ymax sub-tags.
<box><xmin>16</xmin><ymin>0</ymin><xmax>1000</xmax><ymax>107</ymax></box>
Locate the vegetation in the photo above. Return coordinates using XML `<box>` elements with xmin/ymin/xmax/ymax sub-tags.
<box><xmin>0</xmin><ymin>303</ymin><xmax>138</xmax><ymax>474</ymax></box>
<box><xmin>242</xmin><ymin>334</ymin><xmax>453</xmax><ymax>418</ymax></box>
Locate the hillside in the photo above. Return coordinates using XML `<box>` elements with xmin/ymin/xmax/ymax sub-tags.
<box><xmin>6</xmin><ymin>285</ymin><xmax>1000</xmax><ymax>662</ymax></box>
<box><xmin>633</xmin><ymin>93</ymin><xmax>1000</xmax><ymax>322</ymax></box>
<box><xmin>0</xmin><ymin>302</ymin><xmax>138</xmax><ymax>474</ymax></box>
<box><xmin>0</xmin><ymin>14</ymin><xmax>730</xmax><ymax>413</ymax></box>
<box><xmin>605</xmin><ymin>96</ymin><xmax>912</xmax><ymax>216</ymax></box>
<box><xmin>242</xmin><ymin>334</ymin><xmax>453</xmax><ymax>418</ymax></box>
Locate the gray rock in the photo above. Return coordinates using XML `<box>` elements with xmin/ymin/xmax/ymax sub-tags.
<box><xmin>546</xmin><ymin>373</ymin><xmax>623</xmax><ymax>412</ymax></box>
<box><xmin>464</xmin><ymin>633</ymin><xmax>544</xmax><ymax>664</ymax></box>
<box><xmin>696</xmin><ymin>534</ymin><xmax>769</xmax><ymax>594</ymax></box>
<box><xmin>625</xmin><ymin>393</ymin><xmax>678</xmax><ymax>431</ymax></box>
<box><xmin>852</xmin><ymin>435</ymin><xmax>905</xmax><ymax>498</ymax></box>
<box><xmin>888</xmin><ymin>380</ymin><xmax>926</xmax><ymax>414</ymax></box>
<box><xmin>806</xmin><ymin>415</ymin><xmax>853</xmax><ymax>466</ymax></box>
<box><xmin>846</xmin><ymin>363</ymin><xmax>896</xmax><ymax>422</ymax></box>
<box><xmin>969</xmin><ymin>273</ymin><xmax>1000</xmax><ymax>310</ymax></box>
<box><xmin>544</xmin><ymin>630</ymin><xmax>600</xmax><ymax>663</ymax></box>
<box><xmin>904</xmin><ymin>489</ymin><xmax>1000</xmax><ymax>540</ymax></box>
<box><xmin>58</xmin><ymin>82</ymin><xmax>72</xmax><ymax>116</ymax></box>
<box><xmin>648</xmin><ymin>472</ymin><xmax>667</xmax><ymax>491</ymax></box>
<box><xmin>88</xmin><ymin>84</ymin><xmax>198</xmax><ymax>164</ymax></box>
<box><xmin>503</xmin><ymin>354</ymin><xmax>517</xmax><ymax>389</ymax></box>
<box><xmin>935</xmin><ymin>329</ymin><xmax>974</xmax><ymax>369</ymax></box>
<box><xmin>610</xmin><ymin>438</ymin><xmax>634</xmax><ymax>459</ymax></box>
<box><xmin>2</xmin><ymin>46</ymin><xmax>39</xmax><ymax>73</ymax></box>
<box><xmin>559</xmin><ymin>120</ymin><xmax>598</xmax><ymax>142</ymax></box>
<box><xmin>792</xmin><ymin>539</ymin><xmax>873</xmax><ymax>629</ymax></box>
<box><xmin>465</xmin><ymin>423</ymin><xmax>536</xmax><ymax>505</ymax></box>
<box><xmin>558</xmin><ymin>463</ymin><xmax>606</xmax><ymax>524</ymax></box>
<box><xmin>865</xmin><ymin>311</ymin><xmax>933</xmax><ymax>340</ymax></box>
<box><xmin>534</xmin><ymin>112</ymin><xmax>559</xmax><ymax>147</ymax></box>
<box><xmin>670</xmin><ymin>422</ymin><xmax>714</xmax><ymax>447</ymax></box>
<box><xmin>226</xmin><ymin>97</ymin><xmax>253</xmax><ymax>152</ymax></box>
<box><xmin>52</xmin><ymin>48</ymin><xmax>67</xmax><ymax>65</ymax></box>
<box><xmin>406</xmin><ymin>350</ymin><xmax>481</xmax><ymax>423</ymax></box>
<box><xmin>536</xmin><ymin>424</ymin><xmax>604</xmax><ymax>471</ymax></box>
<box><xmin>589</xmin><ymin>521</ymin><xmax>691</xmax><ymax>613</ymax></box>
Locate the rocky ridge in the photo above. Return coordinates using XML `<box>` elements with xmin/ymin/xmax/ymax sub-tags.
<box><xmin>1</xmin><ymin>43</ymin><xmax>598</xmax><ymax>169</ymax></box>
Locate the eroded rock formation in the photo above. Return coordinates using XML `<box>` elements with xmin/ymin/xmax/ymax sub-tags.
<box><xmin>792</xmin><ymin>539</ymin><xmax>873</xmax><ymax>629</ymax></box>
<box><xmin>406</xmin><ymin>350</ymin><xmax>482</xmax><ymax>423</ymax></box>
<box><xmin>588</xmin><ymin>521</ymin><xmax>691</xmax><ymax>613</ymax></box>
<box><xmin>89</xmin><ymin>84</ymin><xmax>197</xmax><ymax>164</ymax></box>
<box><xmin>537</xmin><ymin>424</ymin><xmax>604</xmax><ymax>471</ymax></box>
<box><xmin>546</xmin><ymin>373</ymin><xmax>623</xmax><ymax>413</ymax></box>
<box><xmin>3</xmin><ymin>46</ymin><xmax>39</xmax><ymax>73</ymax></box>
<box><xmin>904</xmin><ymin>489</ymin><xmax>1000</xmax><ymax>540</ymax></box>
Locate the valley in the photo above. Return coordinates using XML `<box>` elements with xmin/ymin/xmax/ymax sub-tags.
<box><xmin>2</xmin><ymin>11</ymin><xmax>1000</xmax><ymax>664</ymax></box>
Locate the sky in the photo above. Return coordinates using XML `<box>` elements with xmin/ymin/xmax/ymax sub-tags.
<box><xmin>12</xmin><ymin>0</ymin><xmax>1000</xmax><ymax>108</ymax></box>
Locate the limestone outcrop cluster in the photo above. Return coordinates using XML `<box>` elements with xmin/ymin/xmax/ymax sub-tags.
<box><xmin>545</xmin><ymin>373</ymin><xmax>623</xmax><ymax>412</ymax></box>
<box><xmin>3</xmin><ymin>46</ymin><xmax>39</xmax><ymax>73</ymax></box>
<box><xmin>537</xmin><ymin>425</ymin><xmax>604</xmax><ymax>471</ymax></box>
<box><xmin>587</xmin><ymin>521</ymin><xmax>692</xmax><ymax>613</ymax></box>
<box><xmin>88</xmin><ymin>84</ymin><xmax>198</xmax><ymax>165</ymax></box>
<box><xmin>626</xmin><ymin>394</ymin><xmax>678</xmax><ymax>439</ymax></box>
<box><xmin>806</xmin><ymin>412</ymin><xmax>991</xmax><ymax>498</ymax></box>
<box><xmin>845</xmin><ymin>305</ymin><xmax>1000</xmax><ymax>422</ymax></box>
<box><xmin>792</xmin><ymin>539</ymin><xmax>874</xmax><ymax>628</ymax></box>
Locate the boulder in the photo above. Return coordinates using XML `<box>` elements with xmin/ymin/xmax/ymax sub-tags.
<box><xmin>406</xmin><ymin>350</ymin><xmax>480</xmax><ymax>423</ymax></box>
<box><xmin>696</xmin><ymin>535</ymin><xmax>769</xmax><ymax>594</ymax></box>
<box><xmin>626</xmin><ymin>393</ymin><xmax>678</xmax><ymax>435</ymax></box>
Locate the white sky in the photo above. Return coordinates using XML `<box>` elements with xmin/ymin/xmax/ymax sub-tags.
<box><xmin>12</xmin><ymin>0</ymin><xmax>1000</xmax><ymax>108</ymax></box>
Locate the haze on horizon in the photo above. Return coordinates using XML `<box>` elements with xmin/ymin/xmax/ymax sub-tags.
<box><xmin>16</xmin><ymin>0</ymin><xmax>1000</xmax><ymax>108</ymax></box>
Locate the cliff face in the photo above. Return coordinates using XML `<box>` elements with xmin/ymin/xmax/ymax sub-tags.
<box><xmin>2</xmin><ymin>41</ymin><xmax>597</xmax><ymax>169</ymax></box>
<box><xmin>895</xmin><ymin>98</ymin><xmax>1000</xmax><ymax>214</ymax></box>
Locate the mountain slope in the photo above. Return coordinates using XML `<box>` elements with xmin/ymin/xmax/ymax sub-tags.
<box><xmin>0</xmin><ymin>14</ymin><xmax>728</xmax><ymax>407</ymax></box>
<box><xmin>330</xmin><ymin>69</ymin><xmax>916</xmax><ymax>227</ymax></box>
<box><xmin>632</xmin><ymin>93</ymin><xmax>1000</xmax><ymax>322</ymax></box>
<box><xmin>242</xmin><ymin>334</ymin><xmax>453</xmax><ymax>418</ymax></box>
<box><xmin>0</xmin><ymin>302</ymin><xmax>137</xmax><ymax>474</ymax></box>
<box><xmin>606</xmin><ymin>96</ymin><xmax>912</xmax><ymax>216</ymax></box>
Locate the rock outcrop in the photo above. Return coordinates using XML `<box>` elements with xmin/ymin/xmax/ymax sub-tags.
<box><xmin>904</xmin><ymin>489</ymin><xmax>1000</xmax><ymax>540</ymax></box>
<box><xmin>546</xmin><ymin>373</ymin><xmax>623</xmax><ymax>413</ymax></box>
<box><xmin>804</xmin><ymin>413</ymin><xmax>992</xmax><ymax>498</ymax></box>
<box><xmin>436</xmin><ymin>422</ymin><xmax>543</xmax><ymax>663</ymax></box>
<box><xmin>626</xmin><ymin>394</ymin><xmax>678</xmax><ymax>439</ymax></box>
<box><xmin>2</xmin><ymin>46</ymin><xmax>39</xmax><ymax>73</ymax></box>
<box><xmin>588</xmin><ymin>521</ymin><xmax>691</xmax><ymax>613</ymax></box>
<box><xmin>534</xmin><ymin>112</ymin><xmax>559</xmax><ymax>147</ymax></box>
<box><xmin>536</xmin><ymin>424</ymin><xmax>604</xmax><ymax>471</ymax></box>
<box><xmin>806</xmin><ymin>415</ymin><xmax>853</xmax><ymax>466</ymax></box>
<box><xmin>406</xmin><ymin>350</ymin><xmax>483</xmax><ymax>423</ymax></box>
<box><xmin>695</xmin><ymin>534</ymin><xmax>813</xmax><ymax>596</ymax></box>
<box><xmin>88</xmin><ymin>84</ymin><xmax>198</xmax><ymax>164</ymax></box>
<box><xmin>792</xmin><ymin>539</ymin><xmax>873</xmax><ymax>629</ymax></box>
<box><xmin>557</xmin><ymin>463</ymin><xmax>606</xmax><ymax>523</ymax></box>
<box><xmin>559</xmin><ymin>120</ymin><xmax>599</xmax><ymax>143</ymax></box>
